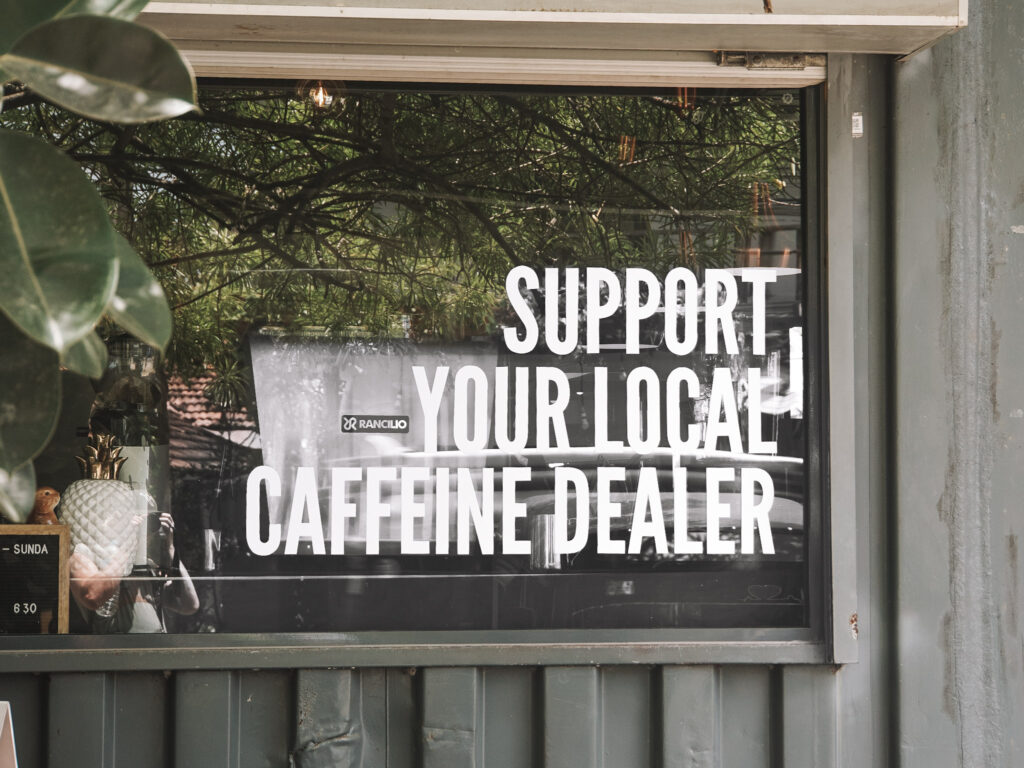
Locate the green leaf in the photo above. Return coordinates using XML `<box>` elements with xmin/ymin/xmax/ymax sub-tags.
<box><xmin>0</xmin><ymin>129</ymin><xmax>118</xmax><ymax>353</ymax></box>
<box><xmin>3</xmin><ymin>16</ymin><xmax>198</xmax><ymax>124</ymax></box>
<box><xmin>0</xmin><ymin>0</ymin><xmax>149</xmax><ymax>54</ymax></box>
<box><xmin>61</xmin><ymin>330</ymin><xmax>108</xmax><ymax>379</ymax></box>
<box><xmin>0</xmin><ymin>462</ymin><xmax>37</xmax><ymax>523</ymax></box>
<box><xmin>0</xmin><ymin>314</ymin><xmax>61</xmax><ymax>473</ymax></box>
<box><xmin>109</xmin><ymin>234</ymin><xmax>172</xmax><ymax>352</ymax></box>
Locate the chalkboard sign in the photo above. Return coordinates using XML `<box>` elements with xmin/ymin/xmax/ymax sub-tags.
<box><xmin>0</xmin><ymin>525</ymin><xmax>69</xmax><ymax>634</ymax></box>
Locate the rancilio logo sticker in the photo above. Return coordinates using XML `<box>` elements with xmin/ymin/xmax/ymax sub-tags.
<box><xmin>341</xmin><ymin>415</ymin><xmax>410</xmax><ymax>434</ymax></box>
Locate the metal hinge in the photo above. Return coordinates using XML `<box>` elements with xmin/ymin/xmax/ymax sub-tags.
<box><xmin>717</xmin><ymin>52</ymin><xmax>826</xmax><ymax>70</ymax></box>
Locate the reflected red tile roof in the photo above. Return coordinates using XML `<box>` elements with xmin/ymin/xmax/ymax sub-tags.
<box><xmin>167</xmin><ymin>373</ymin><xmax>260</xmax><ymax>472</ymax></box>
<box><xmin>166</xmin><ymin>373</ymin><xmax>256</xmax><ymax>431</ymax></box>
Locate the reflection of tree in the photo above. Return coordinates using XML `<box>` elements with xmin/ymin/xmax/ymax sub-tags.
<box><xmin>2</xmin><ymin>85</ymin><xmax>800</xmax><ymax>379</ymax></box>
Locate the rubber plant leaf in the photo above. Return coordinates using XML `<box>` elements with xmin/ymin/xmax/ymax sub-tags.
<box><xmin>0</xmin><ymin>462</ymin><xmax>37</xmax><ymax>523</ymax></box>
<box><xmin>0</xmin><ymin>314</ymin><xmax>61</xmax><ymax>474</ymax></box>
<box><xmin>0</xmin><ymin>129</ymin><xmax>118</xmax><ymax>354</ymax></box>
<box><xmin>60</xmin><ymin>330</ymin><xmax>109</xmax><ymax>379</ymax></box>
<box><xmin>109</xmin><ymin>234</ymin><xmax>172</xmax><ymax>352</ymax></box>
<box><xmin>0</xmin><ymin>0</ymin><xmax>150</xmax><ymax>55</ymax></box>
<box><xmin>3</xmin><ymin>16</ymin><xmax>197</xmax><ymax>124</ymax></box>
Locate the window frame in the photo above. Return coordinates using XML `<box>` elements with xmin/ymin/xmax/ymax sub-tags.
<box><xmin>0</xmin><ymin>65</ymin><xmax>861</xmax><ymax>671</ymax></box>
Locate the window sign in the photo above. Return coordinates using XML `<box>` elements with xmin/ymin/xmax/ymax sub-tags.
<box><xmin>0</xmin><ymin>525</ymin><xmax>69</xmax><ymax>634</ymax></box>
<box><xmin>11</xmin><ymin>85</ymin><xmax>820</xmax><ymax>637</ymax></box>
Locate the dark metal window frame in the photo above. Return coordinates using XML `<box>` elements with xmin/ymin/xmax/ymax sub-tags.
<box><xmin>0</xmin><ymin>77</ymin><xmax>856</xmax><ymax>671</ymax></box>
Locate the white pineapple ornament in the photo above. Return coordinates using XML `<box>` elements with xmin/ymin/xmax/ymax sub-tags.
<box><xmin>61</xmin><ymin>433</ymin><xmax>146</xmax><ymax>617</ymax></box>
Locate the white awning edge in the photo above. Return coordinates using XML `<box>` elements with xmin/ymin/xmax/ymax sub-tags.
<box><xmin>179</xmin><ymin>49</ymin><xmax>827</xmax><ymax>87</ymax></box>
<box><xmin>140</xmin><ymin>2</ymin><xmax>967</xmax><ymax>82</ymax></box>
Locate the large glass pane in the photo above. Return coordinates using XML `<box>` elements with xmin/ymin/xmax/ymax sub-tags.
<box><xmin>10</xmin><ymin>84</ymin><xmax>814</xmax><ymax>635</ymax></box>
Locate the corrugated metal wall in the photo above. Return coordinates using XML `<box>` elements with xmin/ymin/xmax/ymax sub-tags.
<box><xmin>2</xmin><ymin>666</ymin><xmax>848</xmax><ymax>768</ymax></box>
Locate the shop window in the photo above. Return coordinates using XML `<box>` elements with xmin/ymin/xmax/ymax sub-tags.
<box><xmin>8</xmin><ymin>84</ymin><xmax>825</xmax><ymax>641</ymax></box>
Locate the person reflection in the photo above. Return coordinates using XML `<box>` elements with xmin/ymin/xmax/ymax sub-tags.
<box><xmin>69</xmin><ymin>512</ymin><xmax>199</xmax><ymax>633</ymax></box>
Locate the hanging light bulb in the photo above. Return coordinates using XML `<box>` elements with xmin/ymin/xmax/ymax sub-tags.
<box><xmin>296</xmin><ymin>80</ymin><xmax>339</xmax><ymax>109</ymax></box>
<box><xmin>310</xmin><ymin>81</ymin><xmax>332</xmax><ymax>108</ymax></box>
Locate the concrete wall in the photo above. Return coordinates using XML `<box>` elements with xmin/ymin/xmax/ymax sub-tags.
<box><xmin>893</xmin><ymin>0</ymin><xmax>1024</xmax><ymax>764</ymax></box>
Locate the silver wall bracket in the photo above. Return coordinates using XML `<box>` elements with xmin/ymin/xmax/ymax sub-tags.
<box><xmin>718</xmin><ymin>52</ymin><xmax>826</xmax><ymax>70</ymax></box>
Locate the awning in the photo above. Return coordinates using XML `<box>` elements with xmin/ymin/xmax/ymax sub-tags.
<box><xmin>140</xmin><ymin>1</ymin><xmax>966</xmax><ymax>85</ymax></box>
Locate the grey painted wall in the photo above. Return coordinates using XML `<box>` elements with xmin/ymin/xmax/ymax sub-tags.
<box><xmin>893</xmin><ymin>0</ymin><xmax>1024</xmax><ymax>764</ymax></box>
<box><xmin>4</xmin><ymin>0</ymin><xmax>1024</xmax><ymax>763</ymax></box>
